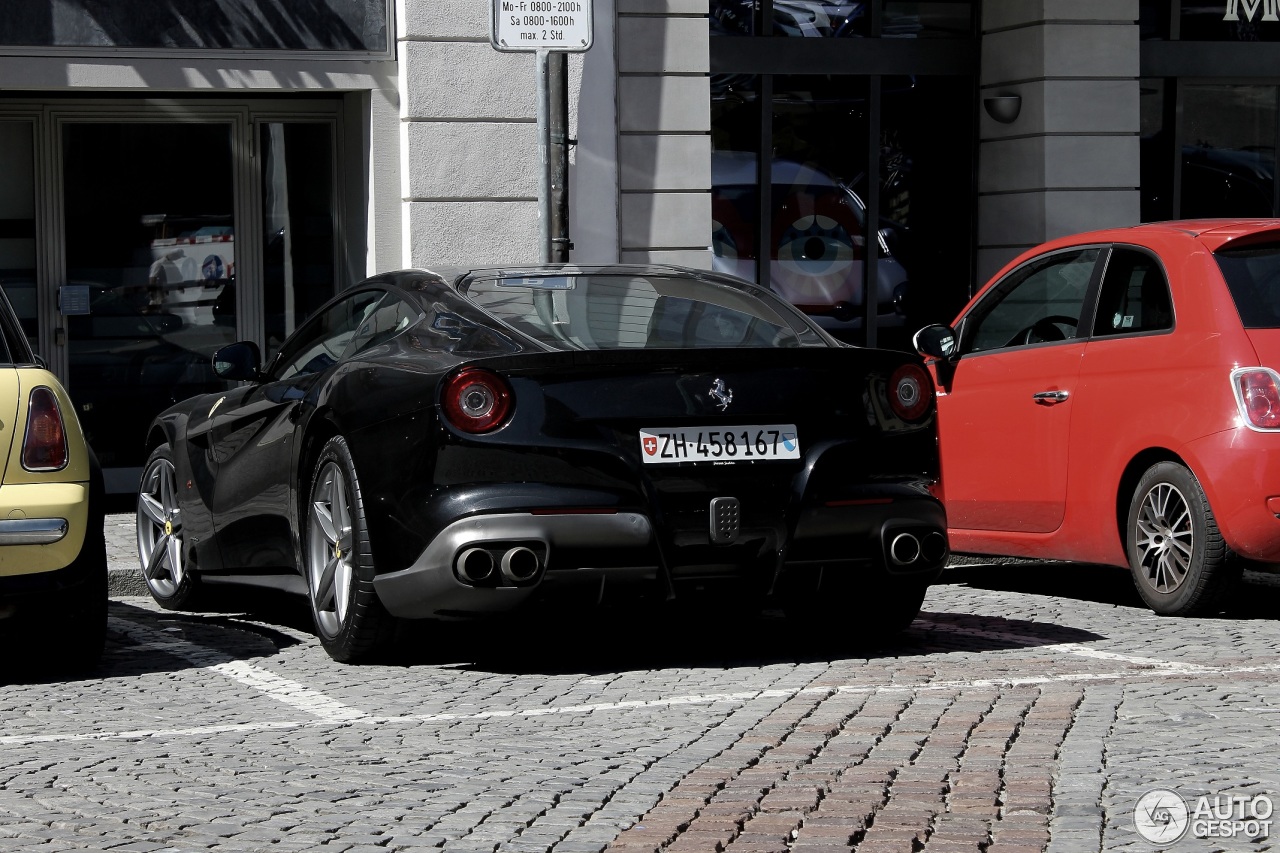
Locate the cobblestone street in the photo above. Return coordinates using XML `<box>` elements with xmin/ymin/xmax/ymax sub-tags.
<box><xmin>1</xmin><ymin>518</ymin><xmax>1277</xmax><ymax>852</ymax></box>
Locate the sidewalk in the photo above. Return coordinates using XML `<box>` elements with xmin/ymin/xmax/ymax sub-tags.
<box><xmin>105</xmin><ymin>513</ymin><xmax>147</xmax><ymax>596</ymax></box>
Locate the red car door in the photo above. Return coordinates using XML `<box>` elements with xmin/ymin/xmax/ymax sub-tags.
<box><xmin>936</xmin><ymin>246</ymin><xmax>1102</xmax><ymax>533</ymax></box>
<box><xmin>939</xmin><ymin>342</ymin><xmax>1086</xmax><ymax>532</ymax></box>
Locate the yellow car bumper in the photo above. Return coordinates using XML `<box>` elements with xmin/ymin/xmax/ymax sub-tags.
<box><xmin>0</xmin><ymin>483</ymin><xmax>90</xmax><ymax>577</ymax></box>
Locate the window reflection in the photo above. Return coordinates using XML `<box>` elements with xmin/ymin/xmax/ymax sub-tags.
<box><xmin>710</xmin><ymin>73</ymin><xmax>973</xmax><ymax>349</ymax></box>
<box><xmin>62</xmin><ymin>122</ymin><xmax>235</xmax><ymax>469</ymax></box>
<box><xmin>882</xmin><ymin>2</ymin><xmax>973</xmax><ymax>38</ymax></box>
<box><xmin>261</xmin><ymin>123</ymin><xmax>337</xmax><ymax>362</ymax></box>
<box><xmin>709</xmin><ymin>0</ymin><xmax>970</xmax><ymax>38</ymax></box>
<box><xmin>1181</xmin><ymin>1</ymin><xmax>1280</xmax><ymax>41</ymax></box>
<box><xmin>1180</xmin><ymin>83</ymin><xmax>1277</xmax><ymax>218</ymax></box>
<box><xmin>0</xmin><ymin>121</ymin><xmax>38</xmax><ymax>349</ymax></box>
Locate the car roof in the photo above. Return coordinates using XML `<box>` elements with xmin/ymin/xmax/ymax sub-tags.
<box><xmin>372</xmin><ymin>263</ymin><xmax>778</xmax><ymax>296</ymax></box>
<box><xmin>987</xmin><ymin>219</ymin><xmax>1280</xmax><ymax>286</ymax></box>
<box><xmin>1038</xmin><ymin>218</ymin><xmax>1280</xmax><ymax>252</ymax></box>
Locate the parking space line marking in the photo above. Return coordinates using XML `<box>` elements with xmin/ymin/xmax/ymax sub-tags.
<box><xmin>108</xmin><ymin>617</ymin><xmax>370</xmax><ymax>723</ymax></box>
<box><xmin>6</xmin><ymin>659</ymin><xmax>1280</xmax><ymax>747</ymax></box>
<box><xmin>209</xmin><ymin>660</ymin><xmax>370</xmax><ymax>722</ymax></box>
<box><xmin>1040</xmin><ymin>642</ymin><xmax>1212</xmax><ymax>672</ymax></box>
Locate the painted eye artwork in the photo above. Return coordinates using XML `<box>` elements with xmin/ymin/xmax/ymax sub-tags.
<box><xmin>772</xmin><ymin>190</ymin><xmax>863</xmax><ymax>307</ymax></box>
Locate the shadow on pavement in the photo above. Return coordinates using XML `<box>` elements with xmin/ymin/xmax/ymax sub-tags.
<box><xmin>77</xmin><ymin>588</ymin><xmax>1107</xmax><ymax>679</ymax></box>
<box><xmin>374</xmin><ymin>603</ymin><xmax>1107</xmax><ymax>675</ymax></box>
<box><xmin>940</xmin><ymin>557</ymin><xmax>1280</xmax><ymax>620</ymax></box>
<box><xmin>940</xmin><ymin>559</ymin><xmax>1144</xmax><ymax>608</ymax></box>
<box><xmin>81</xmin><ymin>561</ymin><xmax>1279</xmax><ymax>683</ymax></box>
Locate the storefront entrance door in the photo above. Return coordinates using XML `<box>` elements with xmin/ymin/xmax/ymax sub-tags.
<box><xmin>60</xmin><ymin>122</ymin><xmax>238</xmax><ymax>484</ymax></box>
<box><xmin>0</xmin><ymin>120</ymin><xmax>38</xmax><ymax>345</ymax></box>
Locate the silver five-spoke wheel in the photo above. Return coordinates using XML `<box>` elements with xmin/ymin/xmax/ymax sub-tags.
<box><xmin>308</xmin><ymin>458</ymin><xmax>354</xmax><ymax>639</ymax></box>
<box><xmin>137</xmin><ymin>448</ymin><xmax>184</xmax><ymax>598</ymax></box>
<box><xmin>136</xmin><ymin>443</ymin><xmax>200</xmax><ymax>608</ymax></box>
<box><xmin>304</xmin><ymin>435</ymin><xmax>393</xmax><ymax>661</ymax></box>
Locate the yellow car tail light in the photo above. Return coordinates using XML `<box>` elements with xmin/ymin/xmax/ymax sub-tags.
<box><xmin>22</xmin><ymin>387</ymin><xmax>69</xmax><ymax>471</ymax></box>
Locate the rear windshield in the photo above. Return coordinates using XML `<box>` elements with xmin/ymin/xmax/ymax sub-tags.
<box><xmin>461</xmin><ymin>273</ymin><xmax>827</xmax><ymax>350</ymax></box>
<box><xmin>1214</xmin><ymin>243</ymin><xmax>1280</xmax><ymax>328</ymax></box>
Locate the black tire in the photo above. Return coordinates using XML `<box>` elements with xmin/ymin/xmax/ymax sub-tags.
<box><xmin>46</xmin><ymin>514</ymin><xmax>108</xmax><ymax>675</ymax></box>
<box><xmin>1126</xmin><ymin>461</ymin><xmax>1240</xmax><ymax>616</ymax></box>
<box><xmin>305</xmin><ymin>436</ymin><xmax>395</xmax><ymax>662</ymax></box>
<box><xmin>136</xmin><ymin>442</ymin><xmax>203</xmax><ymax>610</ymax></box>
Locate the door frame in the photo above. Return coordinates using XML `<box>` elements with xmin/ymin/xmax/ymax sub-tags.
<box><xmin>0</xmin><ymin>96</ymin><xmax>348</xmax><ymax>492</ymax></box>
<box><xmin>0</xmin><ymin>96</ymin><xmax>346</xmax><ymax>378</ymax></box>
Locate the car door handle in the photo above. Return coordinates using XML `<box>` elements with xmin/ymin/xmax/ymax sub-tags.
<box><xmin>1033</xmin><ymin>390</ymin><xmax>1070</xmax><ymax>404</ymax></box>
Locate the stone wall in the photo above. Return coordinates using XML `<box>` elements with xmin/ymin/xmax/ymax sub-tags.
<box><xmin>976</xmin><ymin>0</ymin><xmax>1141</xmax><ymax>284</ymax></box>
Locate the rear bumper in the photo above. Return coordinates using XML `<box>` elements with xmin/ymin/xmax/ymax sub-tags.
<box><xmin>374</xmin><ymin>511</ymin><xmax>654</xmax><ymax>618</ymax></box>
<box><xmin>0</xmin><ymin>543</ymin><xmax>99</xmax><ymax>617</ymax></box>
<box><xmin>1184</xmin><ymin>427</ymin><xmax>1280</xmax><ymax>563</ymax></box>
<box><xmin>0</xmin><ymin>483</ymin><xmax>89</xmax><ymax>577</ymax></box>
<box><xmin>373</xmin><ymin>497</ymin><xmax>947</xmax><ymax>619</ymax></box>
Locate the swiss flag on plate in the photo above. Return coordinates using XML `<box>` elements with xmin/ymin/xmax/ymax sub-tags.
<box><xmin>642</xmin><ymin>436</ymin><xmax>658</xmax><ymax>456</ymax></box>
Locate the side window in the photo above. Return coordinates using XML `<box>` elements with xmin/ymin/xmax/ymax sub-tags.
<box><xmin>965</xmin><ymin>248</ymin><xmax>1101</xmax><ymax>354</ymax></box>
<box><xmin>272</xmin><ymin>290</ymin><xmax>383</xmax><ymax>380</ymax></box>
<box><xmin>1092</xmin><ymin>248</ymin><xmax>1173</xmax><ymax>337</ymax></box>
<box><xmin>343</xmin><ymin>293</ymin><xmax>418</xmax><ymax>359</ymax></box>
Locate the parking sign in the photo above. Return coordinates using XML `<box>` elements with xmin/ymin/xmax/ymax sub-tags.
<box><xmin>491</xmin><ymin>0</ymin><xmax>592</xmax><ymax>51</ymax></box>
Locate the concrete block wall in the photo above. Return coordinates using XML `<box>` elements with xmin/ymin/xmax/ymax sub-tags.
<box><xmin>976</xmin><ymin>0</ymin><xmax>1141</xmax><ymax>285</ymax></box>
<box><xmin>399</xmin><ymin>0</ymin><xmax>588</xmax><ymax>267</ymax></box>
<box><xmin>616</xmin><ymin>0</ymin><xmax>712</xmax><ymax>267</ymax></box>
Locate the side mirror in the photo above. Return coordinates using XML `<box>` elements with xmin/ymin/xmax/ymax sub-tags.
<box><xmin>213</xmin><ymin>341</ymin><xmax>262</xmax><ymax>382</ymax></box>
<box><xmin>913</xmin><ymin>324</ymin><xmax>958</xmax><ymax>361</ymax></box>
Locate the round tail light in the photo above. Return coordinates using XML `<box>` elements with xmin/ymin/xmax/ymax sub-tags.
<box><xmin>888</xmin><ymin>363</ymin><xmax>935</xmax><ymax>423</ymax></box>
<box><xmin>441</xmin><ymin>368</ymin><xmax>513</xmax><ymax>434</ymax></box>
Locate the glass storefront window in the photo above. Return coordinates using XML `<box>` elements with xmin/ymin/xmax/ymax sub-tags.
<box><xmin>0</xmin><ymin>121</ymin><xmax>37</xmax><ymax>348</ymax></box>
<box><xmin>62</xmin><ymin>122</ymin><xmax>236</xmax><ymax>469</ymax></box>
<box><xmin>260</xmin><ymin>122</ymin><xmax>337</xmax><ymax>361</ymax></box>
<box><xmin>709</xmin><ymin>0</ymin><xmax>970</xmax><ymax>38</ymax></box>
<box><xmin>1</xmin><ymin>0</ymin><xmax>389</xmax><ymax>52</ymax></box>
<box><xmin>1141</xmin><ymin>0</ymin><xmax>1173</xmax><ymax>38</ymax></box>
<box><xmin>710</xmin><ymin>1</ymin><xmax>756</xmax><ymax>37</ymax></box>
<box><xmin>1180</xmin><ymin>83</ymin><xmax>1277</xmax><ymax>217</ymax></box>
<box><xmin>1140</xmin><ymin>78</ymin><xmax>1175</xmax><ymax>221</ymax></box>
<box><xmin>711</xmin><ymin>74</ymin><xmax>973</xmax><ymax>349</ymax></box>
<box><xmin>882</xmin><ymin>2</ymin><xmax>973</xmax><ymax>38</ymax></box>
<box><xmin>1181</xmin><ymin>0</ymin><xmax>1280</xmax><ymax>41</ymax></box>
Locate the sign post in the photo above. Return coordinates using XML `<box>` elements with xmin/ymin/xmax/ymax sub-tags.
<box><xmin>491</xmin><ymin>0</ymin><xmax>592</xmax><ymax>263</ymax></box>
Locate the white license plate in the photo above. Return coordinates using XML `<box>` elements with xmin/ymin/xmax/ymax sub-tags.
<box><xmin>638</xmin><ymin>425</ymin><xmax>800</xmax><ymax>464</ymax></box>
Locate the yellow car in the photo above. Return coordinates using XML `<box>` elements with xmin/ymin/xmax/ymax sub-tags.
<box><xmin>0</xmin><ymin>293</ymin><xmax>106</xmax><ymax>676</ymax></box>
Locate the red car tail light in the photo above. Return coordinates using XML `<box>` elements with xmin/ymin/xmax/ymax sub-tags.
<box><xmin>22</xmin><ymin>387</ymin><xmax>69</xmax><ymax>471</ymax></box>
<box><xmin>888</xmin><ymin>363</ymin><xmax>935</xmax><ymax>423</ymax></box>
<box><xmin>1232</xmin><ymin>367</ymin><xmax>1280</xmax><ymax>430</ymax></box>
<box><xmin>441</xmin><ymin>368</ymin><xmax>513</xmax><ymax>434</ymax></box>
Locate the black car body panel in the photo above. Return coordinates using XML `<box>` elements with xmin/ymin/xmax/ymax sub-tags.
<box><xmin>140</xmin><ymin>264</ymin><xmax>945</xmax><ymax>637</ymax></box>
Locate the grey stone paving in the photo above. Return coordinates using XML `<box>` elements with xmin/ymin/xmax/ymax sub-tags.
<box><xmin>0</xmin><ymin>516</ymin><xmax>1275</xmax><ymax>851</ymax></box>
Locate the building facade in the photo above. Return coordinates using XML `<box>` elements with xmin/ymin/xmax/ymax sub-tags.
<box><xmin>0</xmin><ymin>0</ymin><xmax>1274</xmax><ymax>488</ymax></box>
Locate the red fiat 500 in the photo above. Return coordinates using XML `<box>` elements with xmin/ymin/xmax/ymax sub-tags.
<box><xmin>915</xmin><ymin>219</ymin><xmax>1280</xmax><ymax>616</ymax></box>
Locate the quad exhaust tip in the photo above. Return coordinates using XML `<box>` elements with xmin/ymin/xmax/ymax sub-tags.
<box><xmin>500</xmin><ymin>546</ymin><xmax>541</xmax><ymax>583</ymax></box>
<box><xmin>886</xmin><ymin>528</ymin><xmax>948</xmax><ymax>568</ymax></box>
<box><xmin>889</xmin><ymin>532</ymin><xmax>922</xmax><ymax>566</ymax></box>
<box><xmin>920</xmin><ymin>531</ymin><xmax>948</xmax><ymax>564</ymax></box>
<box><xmin>456</xmin><ymin>547</ymin><xmax>496</xmax><ymax>583</ymax></box>
<box><xmin>453</xmin><ymin>544</ymin><xmax>545</xmax><ymax>586</ymax></box>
